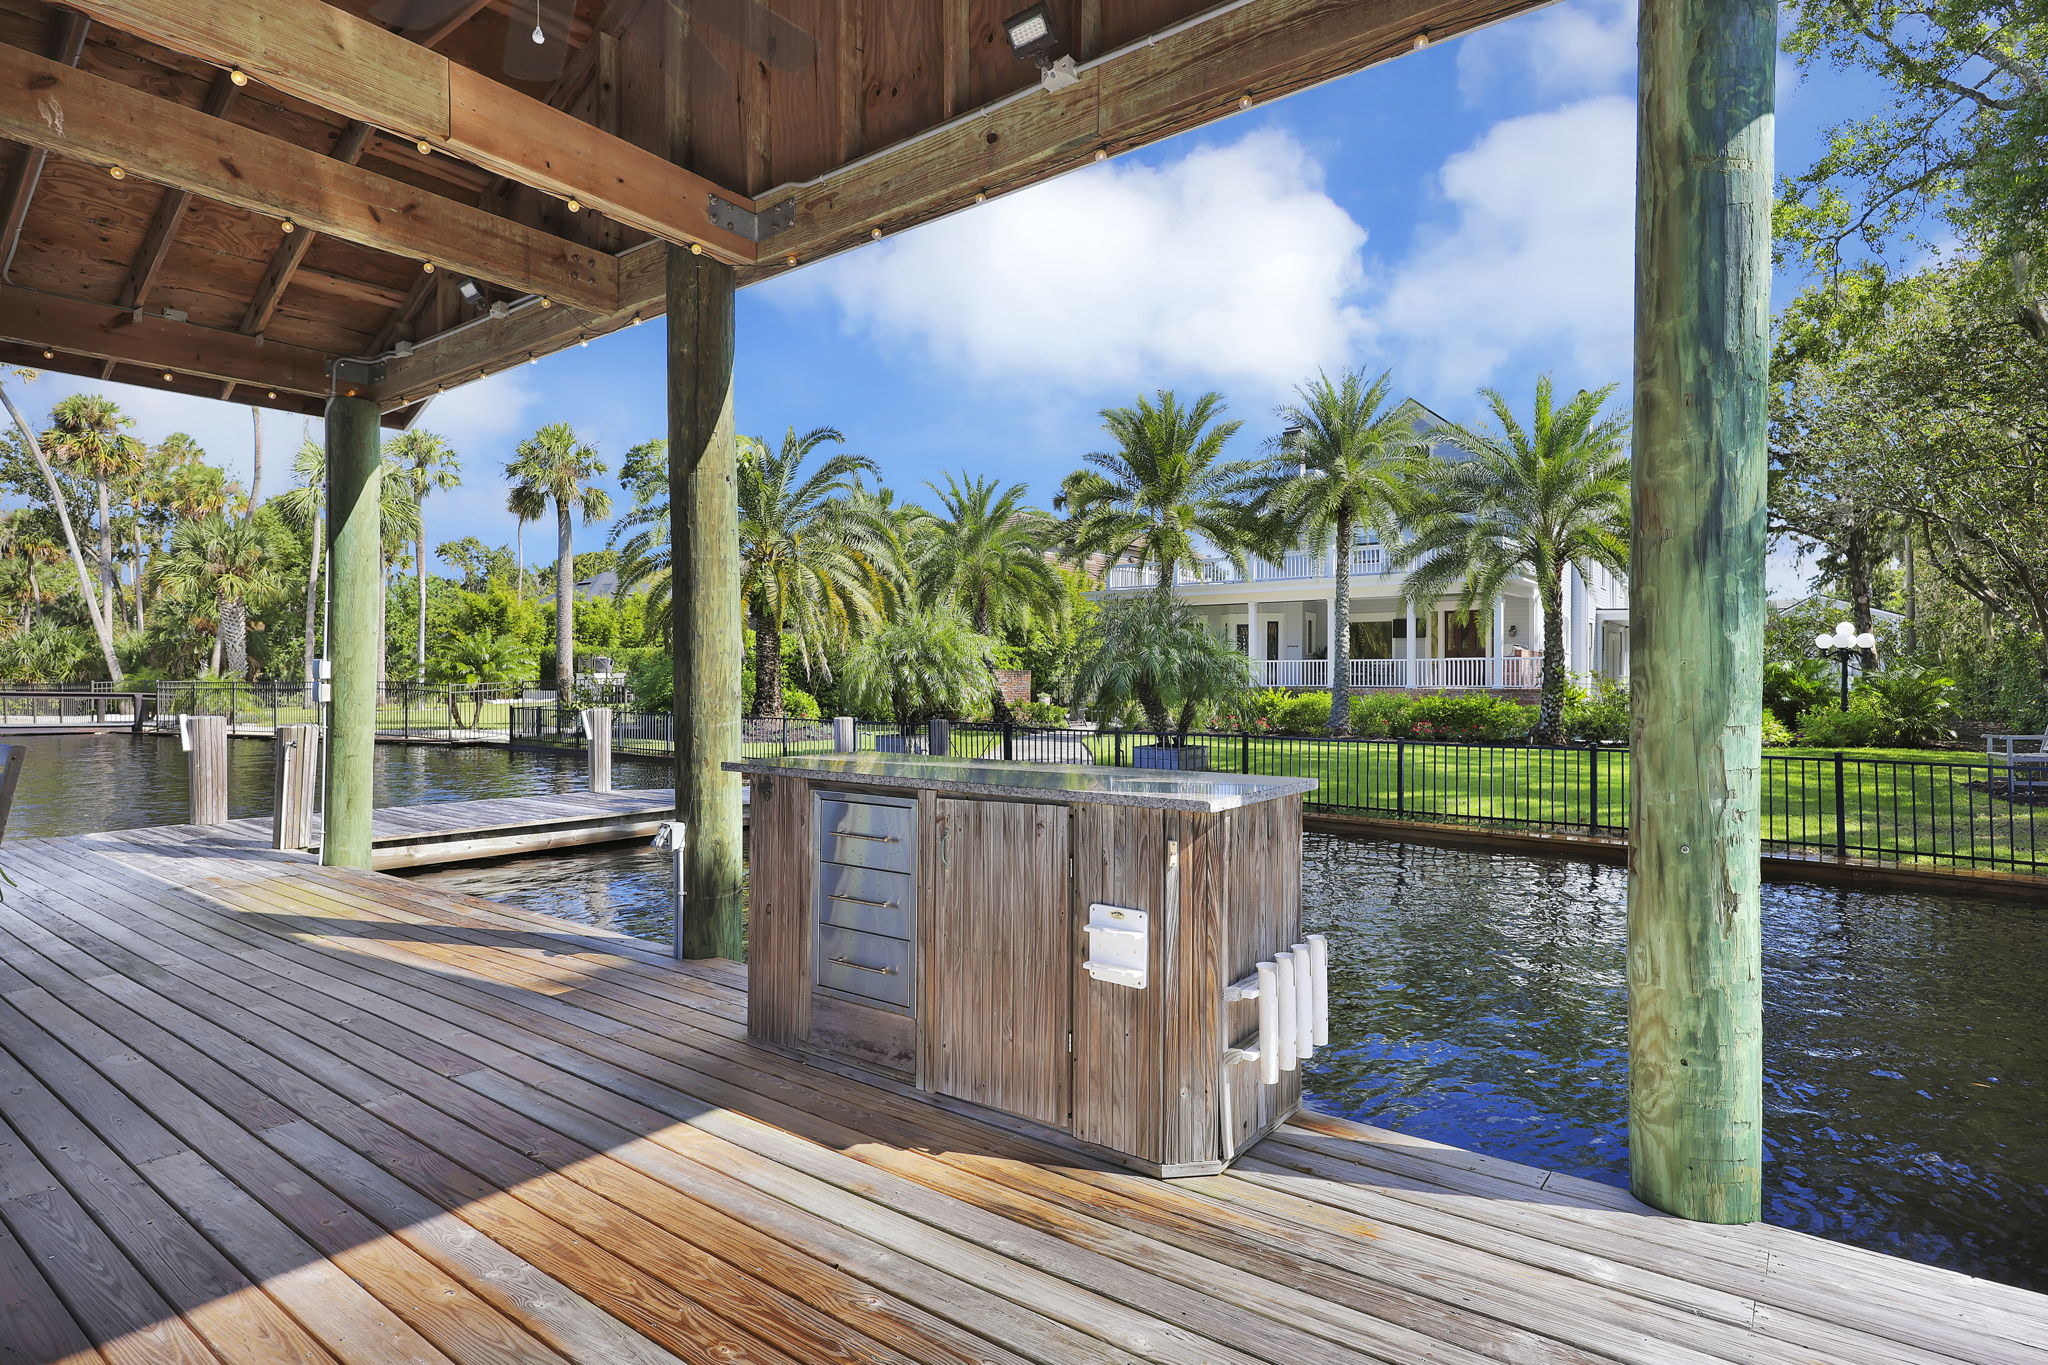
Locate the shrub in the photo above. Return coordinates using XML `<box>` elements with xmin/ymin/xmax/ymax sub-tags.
<box><xmin>1761</xmin><ymin>712</ymin><xmax>1795</xmax><ymax>747</ymax></box>
<box><xmin>781</xmin><ymin>685</ymin><xmax>822</xmax><ymax>720</ymax></box>
<box><xmin>1014</xmin><ymin>699</ymin><xmax>1067</xmax><ymax>725</ymax></box>
<box><xmin>1209</xmin><ymin>688</ymin><xmax>1290</xmax><ymax>733</ymax></box>
<box><xmin>1403</xmin><ymin>694</ymin><xmax>1533</xmax><ymax>742</ymax></box>
<box><xmin>1253</xmin><ymin>691</ymin><xmax>1326</xmax><ymax>733</ymax></box>
<box><xmin>1348</xmin><ymin>692</ymin><xmax>1410</xmax><ymax>738</ymax></box>
<box><xmin>1855</xmin><ymin>667</ymin><xmax>1958</xmax><ymax>747</ymax></box>
<box><xmin>1562</xmin><ymin>676</ymin><xmax>1630</xmax><ymax>744</ymax></box>
<box><xmin>1796</xmin><ymin>698</ymin><xmax>1897</xmax><ymax>749</ymax></box>
<box><xmin>1764</xmin><ymin>659</ymin><xmax>1834</xmax><ymax>728</ymax></box>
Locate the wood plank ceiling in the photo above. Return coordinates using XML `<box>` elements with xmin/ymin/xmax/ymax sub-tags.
<box><xmin>0</xmin><ymin>0</ymin><xmax>1545</xmax><ymax>426</ymax></box>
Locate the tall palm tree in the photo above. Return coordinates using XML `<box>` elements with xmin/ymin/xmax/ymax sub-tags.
<box><xmin>44</xmin><ymin>393</ymin><xmax>144</xmax><ymax>627</ymax></box>
<box><xmin>131</xmin><ymin>433</ymin><xmax>207</xmax><ymax>632</ymax></box>
<box><xmin>0</xmin><ymin>369</ymin><xmax>122</xmax><ymax>680</ymax></box>
<box><xmin>1391</xmin><ymin>377</ymin><xmax>1631</xmax><ymax>744</ymax></box>
<box><xmin>1056</xmin><ymin>389</ymin><xmax>1256</xmax><ymax>605</ymax></box>
<box><xmin>388</xmin><ymin>430</ymin><xmax>463</xmax><ymax>683</ymax></box>
<box><xmin>911</xmin><ymin>473</ymin><xmax>1065</xmax><ymax>720</ymax></box>
<box><xmin>152</xmin><ymin>513</ymin><xmax>278</xmax><ymax>678</ymax></box>
<box><xmin>506</xmin><ymin>423</ymin><xmax>611</xmax><ymax>696</ymax></box>
<box><xmin>737</xmin><ymin>427</ymin><xmax>891</xmax><ymax>717</ymax></box>
<box><xmin>1244</xmin><ymin>370</ymin><xmax>1430</xmax><ymax>732</ymax></box>
<box><xmin>271</xmin><ymin>436</ymin><xmax>327</xmax><ymax>688</ymax></box>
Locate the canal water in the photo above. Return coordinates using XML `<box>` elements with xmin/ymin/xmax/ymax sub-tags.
<box><xmin>409</xmin><ymin>831</ymin><xmax>2048</xmax><ymax>1292</ymax></box>
<box><xmin>0</xmin><ymin>730</ymin><xmax>669</xmax><ymax>840</ymax></box>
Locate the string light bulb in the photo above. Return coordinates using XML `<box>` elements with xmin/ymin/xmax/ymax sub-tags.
<box><xmin>531</xmin><ymin>0</ymin><xmax>544</xmax><ymax>42</ymax></box>
<box><xmin>422</xmin><ymin>261</ymin><xmax>436</xmax><ymax>273</ymax></box>
<box><xmin>346</xmin><ymin>387</ymin><xmax>358</xmax><ymax>397</ymax></box>
<box><xmin>565</xmin><ymin>196</ymin><xmax>582</xmax><ymax>213</ymax></box>
<box><xmin>1093</xmin><ymin>148</ymin><xmax>1107</xmax><ymax>162</ymax></box>
<box><xmin>281</xmin><ymin>218</ymin><xmax>296</xmax><ymax>234</ymax></box>
<box><xmin>41</xmin><ymin>349</ymin><xmax>53</xmax><ymax>359</ymax></box>
<box><xmin>229</xmin><ymin>68</ymin><xmax>249</xmax><ymax>87</ymax></box>
<box><xmin>108</xmin><ymin>165</ymin><xmax>126</xmax><ymax>180</ymax></box>
<box><xmin>266</xmin><ymin>390</ymin><xmax>277</xmax><ymax>399</ymax></box>
<box><xmin>538</xmin><ymin>296</ymin><xmax>553</xmax><ymax>308</ymax></box>
<box><xmin>870</xmin><ymin>227</ymin><xmax>882</xmax><ymax>240</ymax></box>
<box><xmin>162</xmin><ymin>372</ymin><xmax>173</xmax><ymax>381</ymax></box>
<box><xmin>416</xmin><ymin>139</ymin><xmax>433</xmax><ymax>155</ymax></box>
<box><xmin>1411</xmin><ymin>30</ymin><xmax>1431</xmax><ymax>49</ymax></box>
<box><xmin>785</xmin><ymin>253</ymin><xmax>798</xmax><ymax>266</ymax></box>
<box><xmin>974</xmin><ymin>191</ymin><xmax>987</xmax><ymax>203</ymax></box>
<box><xmin>689</xmin><ymin>243</ymin><xmax>702</xmax><ymax>255</ymax></box>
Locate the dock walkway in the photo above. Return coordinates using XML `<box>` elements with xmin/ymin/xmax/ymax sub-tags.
<box><xmin>1</xmin><ymin>823</ymin><xmax>2043</xmax><ymax>1365</ymax></box>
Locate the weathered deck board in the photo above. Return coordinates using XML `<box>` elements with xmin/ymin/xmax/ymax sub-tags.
<box><xmin>2</xmin><ymin>824</ymin><xmax>2044</xmax><ymax>1365</ymax></box>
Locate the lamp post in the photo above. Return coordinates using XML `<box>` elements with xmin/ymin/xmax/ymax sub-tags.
<box><xmin>1812</xmin><ymin>621</ymin><xmax>1877</xmax><ymax>708</ymax></box>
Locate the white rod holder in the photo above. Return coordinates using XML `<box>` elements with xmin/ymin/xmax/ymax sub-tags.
<box><xmin>1256</xmin><ymin>961</ymin><xmax>1279</xmax><ymax>1086</ymax></box>
<box><xmin>1273</xmin><ymin>951</ymin><xmax>1298</xmax><ymax>1072</ymax></box>
<box><xmin>1307</xmin><ymin>933</ymin><xmax>1330</xmax><ymax>1047</ymax></box>
<box><xmin>1290</xmin><ymin>941</ymin><xmax>1314</xmax><ymax>1062</ymax></box>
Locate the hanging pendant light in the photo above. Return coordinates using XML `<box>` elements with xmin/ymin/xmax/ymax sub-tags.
<box><xmin>531</xmin><ymin>0</ymin><xmax>545</xmax><ymax>43</ymax></box>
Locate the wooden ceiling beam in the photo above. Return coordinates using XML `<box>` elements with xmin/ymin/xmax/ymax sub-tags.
<box><xmin>0</xmin><ymin>285</ymin><xmax>332</xmax><ymax>393</ymax></box>
<box><xmin>0</xmin><ymin>43</ymin><xmax>619</xmax><ymax>312</ymax></box>
<box><xmin>0</xmin><ymin>10</ymin><xmax>90</xmax><ymax>282</ymax></box>
<box><xmin>115</xmin><ymin>69</ymin><xmax>238</xmax><ymax>310</ymax></box>
<box><xmin>60</xmin><ymin>0</ymin><xmax>761</xmax><ymax>263</ymax></box>
<box><xmin>239</xmin><ymin>121</ymin><xmax>374</xmax><ymax>335</ymax></box>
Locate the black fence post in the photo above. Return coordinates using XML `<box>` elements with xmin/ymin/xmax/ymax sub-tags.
<box><xmin>1833</xmin><ymin>751</ymin><xmax>1849</xmax><ymax>858</ymax></box>
<box><xmin>1588</xmin><ymin>744</ymin><xmax>1600</xmax><ymax>831</ymax></box>
<box><xmin>228</xmin><ymin>681</ymin><xmax>238</xmax><ymax>733</ymax></box>
<box><xmin>1114</xmin><ymin>728</ymin><xmax>1126</xmax><ymax>767</ymax></box>
<box><xmin>1241</xmin><ymin>732</ymin><xmax>1251</xmax><ymax>774</ymax></box>
<box><xmin>1396</xmin><ymin>740</ymin><xmax>1406</xmax><ymax>816</ymax></box>
<box><xmin>1001</xmin><ymin>718</ymin><xmax>1015</xmax><ymax>762</ymax></box>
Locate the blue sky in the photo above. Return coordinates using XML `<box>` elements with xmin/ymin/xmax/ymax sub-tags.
<box><xmin>14</xmin><ymin>0</ymin><xmax>1882</xmax><ymax>591</ymax></box>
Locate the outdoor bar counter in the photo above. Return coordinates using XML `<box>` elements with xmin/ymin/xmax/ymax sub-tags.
<box><xmin>729</xmin><ymin>753</ymin><xmax>1322</xmax><ymax>1175</ymax></box>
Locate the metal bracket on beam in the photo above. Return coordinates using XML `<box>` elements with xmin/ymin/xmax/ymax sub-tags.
<box><xmin>705</xmin><ymin>194</ymin><xmax>796</xmax><ymax>244</ymax></box>
<box><xmin>329</xmin><ymin>358</ymin><xmax>386</xmax><ymax>387</ymax></box>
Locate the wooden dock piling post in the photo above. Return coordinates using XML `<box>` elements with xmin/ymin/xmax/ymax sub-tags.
<box><xmin>1627</xmin><ymin>0</ymin><xmax>1772</xmax><ymax>1223</ymax></box>
<box><xmin>182</xmin><ymin>713</ymin><xmax>228</xmax><ymax>825</ymax></box>
<box><xmin>0</xmin><ymin>742</ymin><xmax>22</xmax><ymax>841</ymax></box>
<box><xmin>667</xmin><ymin>243</ymin><xmax>745</xmax><ymax>959</ymax></box>
<box><xmin>273</xmin><ymin>723</ymin><xmax>321</xmax><ymax>850</ymax></box>
<box><xmin>833</xmin><ymin>716</ymin><xmax>856</xmax><ymax>752</ymax></box>
<box><xmin>583</xmin><ymin>706</ymin><xmax>613</xmax><ymax>793</ymax></box>
<box><xmin>323</xmin><ymin>394</ymin><xmax>382</xmax><ymax>868</ymax></box>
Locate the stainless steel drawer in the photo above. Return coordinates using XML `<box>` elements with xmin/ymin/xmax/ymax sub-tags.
<box><xmin>815</xmin><ymin>924</ymin><xmax>913</xmax><ymax>1010</ymax></box>
<box><xmin>816</xmin><ymin>863</ymin><xmax>914</xmax><ymax>938</ymax></box>
<box><xmin>817</xmin><ymin>797</ymin><xmax>914</xmax><ymax>872</ymax></box>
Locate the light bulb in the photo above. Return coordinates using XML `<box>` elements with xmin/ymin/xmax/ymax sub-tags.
<box><xmin>422</xmin><ymin>261</ymin><xmax>436</xmax><ymax>273</ymax></box>
<box><xmin>229</xmin><ymin>68</ymin><xmax>249</xmax><ymax>86</ymax></box>
<box><xmin>266</xmin><ymin>390</ymin><xmax>277</xmax><ymax>399</ymax></box>
<box><xmin>281</xmin><ymin>219</ymin><xmax>296</xmax><ymax>233</ymax></box>
<box><xmin>416</xmin><ymin>139</ymin><xmax>433</xmax><ymax>155</ymax></box>
<box><xmin>162</xmin><ymin>372</ymin><xmax>173</xmax><ymax>381</ymax></box>
<box><xmin>109</xmin><ymin>165</ymin><xmax>126</xmax><ymax>180</ymax></box>
<box><xmin>532</xmin><ymin>22</ymin><xmax>544</xmax><ymax>42</ymax></box>
<box><xmin>41</xmin><ymin>349</ymin><xmax>52</xmax><ymax>359</ymax></box>
<box><xmin>566</xmin><ymin>197</ymin><xmax>582</xmax><ymax>212</ymax></box>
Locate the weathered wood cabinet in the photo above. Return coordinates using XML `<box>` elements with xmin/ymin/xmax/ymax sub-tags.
<box><xmin>731</xmin><ymin>754</ymin><xmax>1317</xmax><ymax>1175</ymax></box>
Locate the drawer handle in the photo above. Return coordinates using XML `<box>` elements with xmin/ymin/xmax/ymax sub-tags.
<box><xmin>829</xmin><ymin>956</ymin><xmax>897</xmax><ymax>976</ymax></box>
<box><xmin>831</xmin><ymin>829</ymin><xmax>899</xmax><ymax>843</ymax></box>
<box><xmin>830</xmin><ymin>893</ymin><xmax>899</xmax><ymax>909</ymax></box>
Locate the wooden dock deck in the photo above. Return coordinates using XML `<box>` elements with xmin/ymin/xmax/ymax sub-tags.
<box><xmin>191</xmin><ymin>788</ymin><xmax>689</xmax><ymax>870</ymax></box>
<box><xmin>1</xmin><ymin>824</ymin><xmax>2043</xmax><ymax>1365</ymax></box>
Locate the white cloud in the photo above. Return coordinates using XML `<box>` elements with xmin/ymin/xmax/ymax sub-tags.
<box><xmin>1456</xmin><ymin>0</ymin><xmax>1636</xmax><ymax>105</ymax></box>
<box><xmin>779</xmin><ymin>128</ymin><xmax>1372</xmax><ymax>397</ymax></box>
<box><xmin>1372</xmin><ymin>96</ymin><xmax>1636</xmax><ymax>395</ymax></box>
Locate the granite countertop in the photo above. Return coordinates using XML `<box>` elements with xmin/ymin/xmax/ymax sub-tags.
<box><xmin>724</xmin><ymin>753</ymin><xmax>1317</xmax><ymax>812</ymax></box>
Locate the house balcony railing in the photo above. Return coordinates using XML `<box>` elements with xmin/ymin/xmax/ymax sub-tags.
<box><xmin>1253</xmin><ymin>655</ymin><xmax>1541</xmax><ymax>690</ymax></box>
<box><xmin>1102</xmin><ymin>545</ymin><xmax>1387</xmax><ymax>590</ymax></box>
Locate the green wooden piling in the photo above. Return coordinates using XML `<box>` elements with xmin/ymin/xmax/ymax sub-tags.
<box><xmin>1627</xmin><ymin>0</ymin><xmax>1773</xmax><ymax>1224</ymax></box>
<box><xmin>323</xmin><ymin>394</ymin><xmax>382</xmax><ymax>869</ymax></box>
<box><xmin>666</xmin><ymin>244</ymin><xmax>746</xmax><ymax>959</ymax></box>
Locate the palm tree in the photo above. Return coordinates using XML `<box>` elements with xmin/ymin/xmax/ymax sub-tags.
<box><xmin>911</xmin><ymin>473</ymin><xmax>1065</xmax><ymax>720</ymax></box>
<box><xmin>840</xmin><ymin>608</ymin><xmax>998</xmax><ymax>734</ymax></box>
<box><xmin>152</xmin><ymin>513</ymin><xmax>278</xmax><ymax>678</ymax></box>
<box><xmin>132</xmin><ymin>433</ymin><xmax>208</xmax><ymax>632</ymax></box>
<box><xmin>434</xmin><ymin>628</ymin><xmax>535</xmax><ymax>726</ymax></box>
<box><xmin>1244</xmin><ymin>370</ymin><xmax>1430</xmax><ymax>732</ymax></box>
<box><xmin>506</xmin><ymin>423</ymin><xmax>611</xmax><ymax>696</ymax></box>
<box><xmin>271</xmin><ymin>435</ymin><xmax>327</xmax><ymax>689</ymax></box>
<box><xmin>0</xmin><ymin>370</ymin><xmax>122</xmax><ymax>680</ymax></box>
<box><xmin>44</xmin><ymin>393</ymin><xmax>145</xmax><ymax>626</ymax></box>
<box><xmin>1391</xmin><ymin>378</ymin><xmax>1631</xmax><ymax>744</ymax></box>
<box><xmin>0</xmin><ymin>510</ymin><xmax>64</xmax><ymax>626</ymax></box>
<box><xmin>737</xmin><ymin>427</ymin><xmax>892</xmax><ymax>718</ymax></box>
<box><xmin>1057</xmin><ymin>389</ymin><xmax>1257</xmax><ymax>604</ymax></box>
<box><xmin>388</xmin><ymin>430</ymin><xmax>463</xmax><ymax>683</ymax></box>
<box><xmin>1074</xmin><ymin>594</ymin><xmax>1254</xmax><ymax>745</ymax></box>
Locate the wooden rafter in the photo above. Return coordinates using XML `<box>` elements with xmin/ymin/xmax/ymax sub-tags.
<box><xmin>0</xmin><ymin>10</ymin><xmax>89</xmax><ymax>281</ymax></box>
<box><xmin>0</xmin><ymin>43</ymin><xmax>620</xmax><ymax>311</ymax></box>
<box><xmin>114</xmin><ymin>70</ymin><xmax>238</xmax><ymax>310</ymax></box>
<box><xmin>0</xmin><ymin>285</ymin><xmax>331</xmax><ymax>393</ymax></box>
<box><xmin>60</xmin><ymin>0</ymin><xmax>761</xmax><ymax>262</ymax></box>
<box><xmin>414</xmin><ymin>0</ymin><xmax>494</xmax><ymax>49</ymax></box>
<box><xmin>238</xmin><ymin>122</ymin><xmax>373</xmax><ymax>336</ymax></box>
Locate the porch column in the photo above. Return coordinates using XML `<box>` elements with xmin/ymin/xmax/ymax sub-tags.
<box><xmin>321</xmin><ymin>394</ymin><xmax>380</xmax><ymax>868</ymax></box>
<box><xmin>1491</xmin><ymin>597</ymin><xmax>1506</xmax><ymax>688</ymax></box>
<box><xmin>667</xmin><ymin>243</ymin><xmax>746</xmax><ymax>960</ymax></box>
<box><xmin>1403</xmin><ymin>606</ymin><xmax>1417</xmax><ymax>688</ymax></box>
<box><xmin>1327</xmin><ymin>593</ymin><xmax>1339</xmax><ymax>690</ymax></box>
<box><xmin>1628</xmin><ymin>0</ymin><xmax>1770</xmax><ymax>1223</ymax></box>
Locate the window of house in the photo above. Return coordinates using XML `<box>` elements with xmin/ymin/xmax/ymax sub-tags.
<box><xmin>1266</xmin><ymin>620</ymin><xmax>1280</xmax><ymax>658</ymax></box>
<box><xmin>1349</xmin><ymin>620</ymin><xmax>1393</xmax><ymax>659</ymax></box>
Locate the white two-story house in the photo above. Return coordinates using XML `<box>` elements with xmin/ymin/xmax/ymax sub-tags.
<box><xmin>1089</xmin><ymin>401</ymin><xmax>1632</xmax><ymax>694</ymax></box>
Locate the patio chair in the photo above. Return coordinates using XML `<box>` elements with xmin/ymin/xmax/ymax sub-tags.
<box><xmin>1985</xmin><ymin>734</ymin><xmax>2048</xmax><ymax>793</ymax></box>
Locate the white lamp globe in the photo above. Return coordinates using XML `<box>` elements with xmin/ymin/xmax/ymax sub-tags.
<box><xmin>1836</xmin><ymin>621</ymin><xmax>1855</xmax><ymax>637</ymax></box>
<box><xmin>1854</xmin><ymin>631</ymin><xmax>1876</xmax><ymax>650</ymax></box>
<box><xmin>1814</xmin><ymin>632</ymin><xmax>1835</xmax><ymax>650</ymax></box>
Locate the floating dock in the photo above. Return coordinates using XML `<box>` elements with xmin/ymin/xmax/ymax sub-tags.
<box><xmin>0</xmin><ymin>821</ymin><xmax>2042</xmax><ymax>1364</ymax></box>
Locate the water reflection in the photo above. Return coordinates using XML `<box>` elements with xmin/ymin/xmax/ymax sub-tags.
<box><xmin>0</xmin><ymin>731</ymin><xmax>670</xmax><ymax>839</ymax></box>
<box><xmin>418</xmin><ymin>829</ymin><xmax>2048</xmax><ymax>1290</ymax></box>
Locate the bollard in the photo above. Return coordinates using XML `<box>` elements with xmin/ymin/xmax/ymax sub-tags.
<box><xmin>581</xmin><ymin>706</ymin><xmax>613</xmax><ymax>793</ymax></box>
<box><xmin>272</xmin><ymin>724</ymin><xmax>321</xmax><ymax>850</ymax></box>
<box><xmin>927</xmin><ymin>718</ymin><xmax>951</xmax><ymax>756</ymax></box>
<box><xmin>0</xmin><ymin>742</ymin><xmax>23</xmax><ymax>842</ymax></box>
<box><xmin>833</xmin><ymin>716</ymin><xmax>856</xmax><ymax>752</ymax></box>
<box><xmin>180</xmin><ymin>713</ymin><xmax>229</xmax><ymax>825</ymax></box>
